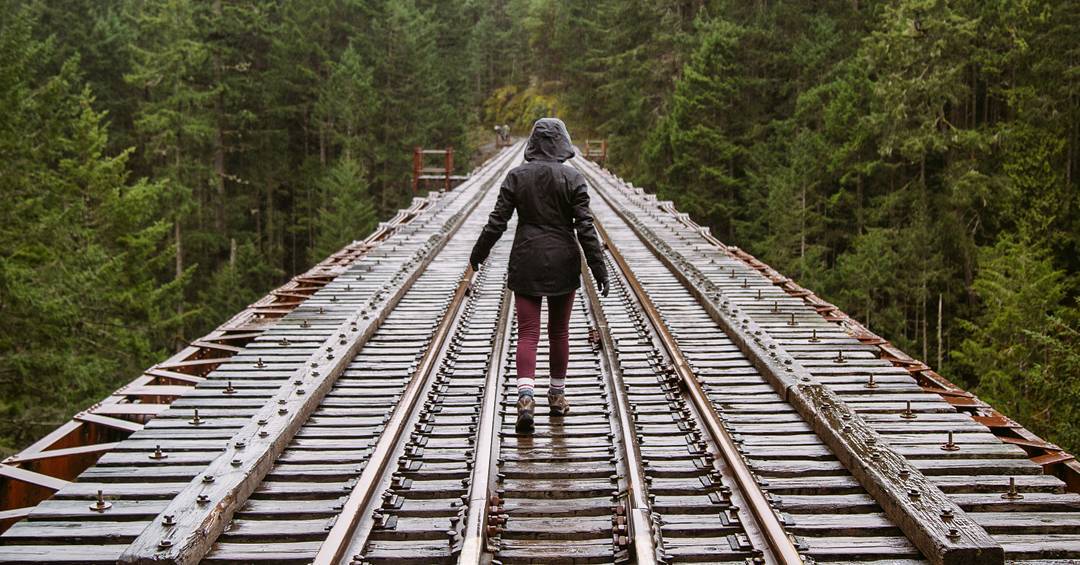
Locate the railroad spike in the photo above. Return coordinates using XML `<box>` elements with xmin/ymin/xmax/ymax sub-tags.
<box><xmin>89</xmin><ymin>489</ymin><xmax>111</xmax><ymax>513</ymax></box>
<box><xmin>1002</xmin><ymin>477</ymin><xmax>1024</xmax><ymax>500</ymax></box>
<box><xmin>941</xmin><ymin>431</ymin><xmax>960</xmax><ymax>451</ymax></box>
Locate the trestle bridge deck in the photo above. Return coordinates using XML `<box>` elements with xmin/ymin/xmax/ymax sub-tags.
<box><xmin>1</xmin><ymin>143</ymin><xmax>1078</xmax><ymax>564</ymax></box>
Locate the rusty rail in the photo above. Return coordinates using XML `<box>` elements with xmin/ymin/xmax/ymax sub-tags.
<box><xmin>579</xmin><ymin>257</ymin><xmax>661</xmax><ymax>564</ymax></box>
<box><xmin>316</xmin><ymin>267</ymin><xmax>479</xmax><ymax>564</ymax></box>
<box><xmin>653</xmin><ymin>199</ymin><xmax>1080</xmax><ymax>493</ymax></box>
<box><xmin>593</xmin><ymin>217</ymin><xmax>804</xmax><ymax>565</ymax></box>
<box><xmin>456</xmin><ymin>281</ymin><xmax>513</xmax><ymax>563</ymax></box>
<box><xmin>578</xmin><ymin>159</ymin><xmax>1005</xmax><ymax>564</ymax></box>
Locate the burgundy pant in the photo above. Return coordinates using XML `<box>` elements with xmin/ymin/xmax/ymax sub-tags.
<box><xmin>514</xmin><ymin>291</ymin><xmax>575</xmax><ymax>381</ymax></box>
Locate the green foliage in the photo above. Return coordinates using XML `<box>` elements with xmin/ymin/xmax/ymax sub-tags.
<box><xmin>1025</xmin><ymin>310</ymin><xmax>1080</xmax><ymax>452</ymax></box>
<box><xmin>954</xmin><ymin>236</ymin><xmax>1066</xmax><ymax>393</ymax></box>
<box><xmin>309</xmin><ymin>158</ymin><xmax>377</xmax><ymax>264</ymax></box>
<box><xmin>0</xmin><ymin>0</ymin><xmax>486</xmax><ymax>454</ymax></box>
<box><xmin>953</xmin><ymin>236</ymin><xmax>1071</xmax><ymax>446</ymax></box>
<box><xmin>645</xmin><ymin>18</ymin><xmax>745</xmax><ymax>239</ymax></box>
<box><xmin>498</xmin><ymin>0</ymin><xmax>1080</xmax><ymax>452</ymax></box>
<box><xmin>194</xmin><ymin>240</ymin><xmax>281</xmax><ymax>333</ymax></box>
<box><xmin>0</xmin><ymin>7</ymin><xmax>178</xmax><ymax>453</ymax></box>
<box><xmin>2</xmin><ymin>0</ymin><xmax>1078</xmax><ymax>459</ymax></box>
<box><xmin>483</xmin><ymin>84</ymin><xmax>560</xmax><ymax>131</ymax></box>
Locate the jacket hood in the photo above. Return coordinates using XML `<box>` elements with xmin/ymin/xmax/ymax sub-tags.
<box><xmin>524</xmin><ymin>118</ymin><xmax>575</xmax><ymax>162</ymax></box>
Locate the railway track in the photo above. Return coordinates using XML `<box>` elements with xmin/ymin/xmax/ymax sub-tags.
<box><xmin>574</xmin><ymin>157</ymin><xmax>1080</xmax><ymax>564</ymax></box>
<box><xmin>1</xmin><ymin>144</ymin><xmax>1078</xmax><ymax>564</ymax></box>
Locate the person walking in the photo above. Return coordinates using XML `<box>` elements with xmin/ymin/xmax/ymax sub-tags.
<box><xmin>469</xmin><ymin>118</ymin><xmax>608</xmax><ymax>435</ymax></box>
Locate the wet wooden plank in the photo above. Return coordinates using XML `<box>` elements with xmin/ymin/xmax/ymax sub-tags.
<box><xmin>971</xmin><ymin>512</ymin><xmax>1080</xmax><ymax>534</ymax></box>
<box><xmin>995</xmin><ymin>534</ymin><xmax>1080</xmax><ymax>560</ymax></box>
<box><xmin>801</xmin><ymin>535</ymin><xmax>921</xmax><ymax>559</ymax></box>
<box><xmin>116</xmin><ymin>185</ymin><xmax>491</xmax><ymax>564</ymax></box>
<box><xmin>593</xmin><ymin>185</ymin><xmax>1005</xmax><ymax>565</ymax></box>
<box><xmin>202</xmin><ymin>541</ymin><xmax>319</xmax><ymax>562</ymax></box>
<box><xmin>0</xmin><ymin>545</ymin><xmax>125</xmax><ymax>563</ymax></box>
<box><xmin>2</xmin><ymin>520</ymin><xmax>143</xmax><ymax>542</ymax></box>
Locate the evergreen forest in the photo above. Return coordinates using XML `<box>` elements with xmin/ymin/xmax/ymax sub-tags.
<box><xmin>1</xmin><ymin>0</ymin><xmax>1078</xmax><ymax>457</ymax></box>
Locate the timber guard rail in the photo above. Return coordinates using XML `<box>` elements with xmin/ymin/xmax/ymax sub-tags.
<box><xmin>0</xmin><ymin>193</ymin><xmax>442</xmax><ymax>533</ymax></box>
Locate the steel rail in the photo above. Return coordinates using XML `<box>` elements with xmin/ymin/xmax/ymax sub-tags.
<box><xmin>456</xmin><ymin>281</ymin><xmax>514</xmax><ymax>563</ymax></box>
<box><xmin>579</xmin><ymin>258</ymin><xmax>660</xmax><ymax>564</ymax></box>
<box><xmin>580</xmin><ymin>159</ymin><xmax>1004</xmax><ymax>564</ymax></box>
<box><xmin>314</xmin><ymin>265</ymin><xmax>478</xmax><ymax>564</ymax></box>
<box><xmin>314</xmin><ymin>145</ymin><xmax>523</xmax><ymax>565</ymax></box>
<box><xmin>0</xmin><ymin>190</ymin><xmax>435</xmax><ymax>533</ymax></box>
<box><xmin>657</xmin><ymin>199</ymin><xmax>1080</xmax><ymax>492</ymax></box>
<box><xmin>592</xmin><ymin>217</ymin><xmax>804</xmax><ymax>565</ymax></box>
<box><xmin>119</xmin><ymin>143</ymin><xmax>523</xmax><ymax>565</ymax></box>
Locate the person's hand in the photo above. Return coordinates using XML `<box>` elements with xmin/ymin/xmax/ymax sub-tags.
<box><xmin>469</xmin><ymin>246</ymin><xmax>488</xmax><ymax>272</ymax></box>
<box><xmin>596</xmin><ymin>276</ymin><xmax>609</xmax><ymax>298</ymax></box>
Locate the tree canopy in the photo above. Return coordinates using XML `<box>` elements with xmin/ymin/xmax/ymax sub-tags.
<box><xmin>1</xmin><ymin>0</ymin><xmax>1077</xmax><ymax>455</ymax></box>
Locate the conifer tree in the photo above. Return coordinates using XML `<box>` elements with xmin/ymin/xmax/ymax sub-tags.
<box><xmin>0</xmin><ymin>7</ymin><xmax>178</xmax><ymax>452</ymax></box>
<box><xmin>125</xmin><ymin>0</ymin><xmax>214</xmax><ymax>345</ymax></box>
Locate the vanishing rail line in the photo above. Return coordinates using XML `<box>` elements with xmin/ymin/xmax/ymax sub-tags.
<box><xmin>575</xmin><ymin>156</ymin><xmax>1080</xmax><ymax>564</ymax></box>
<box><xmin>0</xmin><ymin>144</ymin><xmax>1078</xmax><ymax>565</ymax></box>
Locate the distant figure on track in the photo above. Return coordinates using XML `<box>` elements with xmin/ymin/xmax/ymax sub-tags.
<box><xmin>469</xmin><ymin>118</ymin><xmax>609</xmax><ymax>435</ymax></box>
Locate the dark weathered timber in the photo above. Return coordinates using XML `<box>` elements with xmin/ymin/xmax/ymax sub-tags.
<box><xmin>117</xmin><ymin>149</ymin><xmax>516</xmax><ymax>565</ymax></box>
<box><xmin>118</xmin><ymin>267</ymin><xmax>419</xmax><ymax>565</ymax></box>
<box><xmin>311</xmin><ymin>265</ymin><xmax>476</xmax><ymax>563</ymax></box>
<box><xmin>577</xmin><ymin>158</ymin><xmax>1005</xmax><ymax>565</ymax></box>
<box><xmin>594</xmin><ymin>218</ymin><xmax>802</xmax><ymax>564</ymax></box>
<box><xmin>793</xmin><ymin>384</ymin><xmax>1003</xmax><ymax>564</ymax></box>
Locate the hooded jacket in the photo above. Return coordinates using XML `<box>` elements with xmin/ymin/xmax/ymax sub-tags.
<box><xmin>470</xmin><ymin>118</ymin><xmax>607</xmax><ymax>296</ymax></box>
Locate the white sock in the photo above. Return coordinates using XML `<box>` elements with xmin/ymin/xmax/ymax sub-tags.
<box><xmin>517</xmin><ymin>375</ymin><xmax>535</xmax><ymax>397</ymax></box>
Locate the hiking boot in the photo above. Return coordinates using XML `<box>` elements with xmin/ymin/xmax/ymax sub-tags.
<box><xmin>515</xmin><ymin>395</ymin><xmax>535</xmax><ymax>435</ymax></box>
<box><xmin>548</xmin><ymin>391</ymin><xmax>570</xmax><ymax>416</ymax></box>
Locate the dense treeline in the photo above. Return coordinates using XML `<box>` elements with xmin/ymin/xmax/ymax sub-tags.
<box><xmin>488</xmin><ymin>0</ymin><xmax>1079</xmax><ymax>452</ymax></box>
<box><xmin>1</xmin><ymin>0</ymin><xmax>1078</xmax><ymax>456</ymax></box>
<box><xmin>0</xmin><ymin>0</ymin><xmax>502</xmax><ymax>453</ymax></box>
